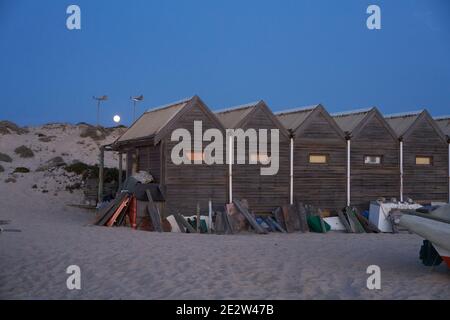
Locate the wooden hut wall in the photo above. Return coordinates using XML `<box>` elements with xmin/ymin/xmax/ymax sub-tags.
<box><xmin>402</xmin><ymin>117</ymin><xmax>448</xmax><ymax>203</ymax></box>
<box><xmin>136</xmin><ymin>144</ymin><xmax>162</xmax><ymax>182</ymax></box>
<box><xmin>349</xmin><ymin>115</ymin><xmax>400</xmax><ymax>210</ymax></box>
<box><xmin>230</xmin><ymin>107</ymin><xmax>290</xmax><ymax>213</ymax></box>
<box><xmin>293</xmin><ymin>111</ymin><xmax>347</xmax><ymax>212</ymax></box>
<box><xmin>161</xmin><ymin>104</ymin><xmax>228</xmax><ymax>216</ymax></box>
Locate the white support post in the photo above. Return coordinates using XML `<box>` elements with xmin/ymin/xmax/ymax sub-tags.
<box><xmin>448</xmin><ymin>143</ymin><xmax>450</xmax><ymax>203</ymax></box>
<box><xmin>290</xmin><ymin>138</ymin><xmax>294</xmax><ymax>205</ymax></box>
<box><xmin>228</xmin><ymin>135</ymin><xmax>233</xmax><ymax>203</ymax></box>
<box><xmin>400</xmin><ymin>141</ymin><xmax>404</xmax><ymax>202</ymax></box>
<box><xmin>346</xmin><ymin>139</ymin><xmax>351</xmax><ymax>207</ymax></box>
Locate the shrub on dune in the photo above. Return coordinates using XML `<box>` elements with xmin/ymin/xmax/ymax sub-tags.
<box><xmin>0</xmin><ymin>152</ymin><xmax>12</xmax><ymax>162</ymax></box>
<box><xmin>14</xmin><ymin>145</ymin><xmax>34</xmax><ymax>158</ymax></box>
<box><xmin>13</xmin><ymin>167</ymin><xmax>30</xmax><ymax>173</ymax></box>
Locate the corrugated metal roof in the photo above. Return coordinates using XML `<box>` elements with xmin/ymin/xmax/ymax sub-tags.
<box><xmin>332</xmin><ymin>108</ymin><xmax>374</xmax><ymax>133</ymax></box>
<box><xmin>384</xmin><ymin>110</ymin><xmax>424</xmax><ymax>118</ymax></box>
<box><xmin>384</xmin><ymin>112</ymin><xmax>422</xmax><ymax>137</ymax></box>
<box><xmin>116</xmin><ymin>97</ymin><xmax>192</xmax><ymax>143</ymax></box>
<box><xmin>434</xmin><ymin>115</ymin><xmax>450</xmax><ymax>120</ymax></box>
<box><xmin>435</xmin><ymin>117</ymin><xmax>450</xmax><ymax>137</ymax></box>
<box><xmin>215</xmin><ymin>101</ymin><xmax>260</xmax><ymax>128</ymax></box>
<box><xmin>331</xmin><ymin>108</ymin><xmax>373</xmax><ymax>117</ymax></box>
<box><xmin>275</xmin><ymin>105</ymin><xmax>319</xmax><ymax>131</ymax></box>
<box><xmin>145</xmin><ymin>96</ymin><xmax>193</xmax><ymax>112</ymax></box>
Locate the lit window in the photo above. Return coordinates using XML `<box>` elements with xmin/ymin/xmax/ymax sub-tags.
<box><xmin>416</xmin><ymin>156</ymin><xmax>432</xmax><ymax>165</ymax></box>
<box><xmin>249</xmin><ymin>153</ymin><xmax>270</xmax><ymax>164</ymax></box>
<box><xmin>186</xmin><ymin>151</ymin><xmax>204</xmax><ymax>162</ymax></box>
<box><xmin>309</xmin><ymin>154</ymin><xmax>327</xmax><ymax>164</ymax></box>
<box><xmin>364</xmin><ymin>155</ymin><xmax>382</xmax><ymax>165</ymax></box>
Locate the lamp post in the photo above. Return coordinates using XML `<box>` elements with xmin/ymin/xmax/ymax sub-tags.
<box><xmin>93</xmin><ymin>95</ymin><xmax>108</xmax><ymax>127</ymax></box>
<box><xmin>130</xmin><ymin>95</ymin><xmax>144</xmax><ymax>122</ymax></box>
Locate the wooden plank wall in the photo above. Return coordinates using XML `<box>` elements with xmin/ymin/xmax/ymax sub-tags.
<box><xmin>403</xmin><ymin>119</ymin><xmax>448</xmax><ymax>203</ymax></box>
<box><xmin>230</xmin><ymin>108</ymin><xmax>290</xmax><ymax>213</ymax></box>
<box><xmin>350</xmin><ymin>116</ymin><xmax>400</xmax><ymax>211</ymax></box>
<box><xmin>137</xmin><ymin>144</ymin><xmax>161</xmax><ymax>182</ymax></box>
<box><xmin>162</xmin><ymin>106</ymin><xmax>228</xmax><ymax>216</ymax></box>
<box><xmin>293</xmin><ymin>111</ymin><xmax>347</xmax><ymax>212</ymax></box>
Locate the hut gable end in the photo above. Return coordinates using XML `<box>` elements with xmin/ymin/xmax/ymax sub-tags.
<box><xmin>295</xmin><ymin>108</ymin><xmax>346</xmax><ymax>143</ymax></box>
<box><xmin>155</xmin><ymin>96</ymin><xmax>225</xmax><ymax>144</ymax></box>
<box><xmin>352</xmin><ymin>112</ymin><xmax>398</xmax><ymax>144</ymax></box>
<box><xmin>406</xmin><ymin>113</ymin><xmax>447</xmax><ymax>145</ymax></box>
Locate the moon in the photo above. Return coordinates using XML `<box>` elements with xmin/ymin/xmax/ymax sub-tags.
<box><xmin>113</xmin><ymin>115</ymin><xmax>121</xmax><ymax>123</ymax></box>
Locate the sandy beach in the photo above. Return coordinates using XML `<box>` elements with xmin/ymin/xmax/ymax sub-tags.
<box><xmin>0</xmin><ymin>177</ymin><xmax>449</xmax><ymax>300</ymax></box>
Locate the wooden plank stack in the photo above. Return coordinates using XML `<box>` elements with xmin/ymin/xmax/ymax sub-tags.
<box><xmin>95</xmin><ymin>192</ymin><xmax>134</xmax><ymax>227</ymax></box>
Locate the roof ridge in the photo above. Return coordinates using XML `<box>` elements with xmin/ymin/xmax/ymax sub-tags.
<box><xmin>274</xmin><ymin>104</ymin><xmax>319</xmax><ymax>115</ymax></box>
<box><xmin>434</xmin><ymin>115</ymin><xmax>450</xmax><ymax>120</ymax></box>
<box><xmin>384</xmin><ymin>109</ymin><xmax>424</xmax><ymax>118</ymax></box>
<box><xmin>215</xmin><ymin>101</ymin><xmax>261</xmax><ymax>114</ymax></box>
<box><xmin>145</xmin><ymin>96</ymin><xmax>193</xmax><ymax>113</ymax></box>
<box><xmin>331</xmin><ymin>107</ymin><xmax>374</xmax><ymax>117</ymax></box>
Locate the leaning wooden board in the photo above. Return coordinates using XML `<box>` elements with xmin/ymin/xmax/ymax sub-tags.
<box><xmin>346</xmin><ymin>208</ymin><xmax>365</xmax><ymax>233</ymax></box>
<box><xmin>282</xmin><ymin>206</ymin><xmax>295</xmax><ymax>233</ymax></box>
<box><xmin>233</xmin><ymin>200</ymin><xmax>267</xmax><ymax>234</ymax></box>
<box><xmin>266</xmin><ymin>216</ymin><xmax>286</xmax><ymax>233</ymax></box>
<box><xmin>355</xmin><ymin>212</ymin><xmax>380</xmax><ymax>233</ymax></box>
<box><xmin>295</xmin><ymin>202</ymin><xmax>310</xmax><ymax>232</ymax></box>
<box><xmin>146</xmin><ymin>190</ymin><xmax>162</xmax><ymax>232</ymax></box>
<box><xmin>106</xmin><ymin>197</ymin><xmax>130</xmax><ymax>227</ymax></box>
<box><xmin>337</xmin><ymin>210</ymin><xmax>353</xmax><ymax>233</ymax></box>
<box><xmin>173</xmin><ymin>211</ymin><xmax>196</xmax><ymax>233</ymax></box>
<box><xmin>96</xmin><ymin>193</ymin><xmax>129</xmax><ymax>226</ymax></box>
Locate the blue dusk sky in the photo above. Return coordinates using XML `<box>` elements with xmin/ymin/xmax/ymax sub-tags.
<box><xmin>0</xmin><ymin>0</ymin><xmax>449</xmax><ymax>126</ymax></box>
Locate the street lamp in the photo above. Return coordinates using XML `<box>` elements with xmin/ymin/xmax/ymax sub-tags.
<box><xmin>130</xmin><ymin>95</ymin><xmax>144</xmax><ymax>122</ymax></box>
<box><xmin>93</xmin><ymin>95</ymin><xmax>108</xmax><ymax>127</ymax></box>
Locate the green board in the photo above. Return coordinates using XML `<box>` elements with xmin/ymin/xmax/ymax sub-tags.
<box><xmin>307</xmin><ymin>216</ymin><xmax>331</xmax><ymax>233</ymax></box>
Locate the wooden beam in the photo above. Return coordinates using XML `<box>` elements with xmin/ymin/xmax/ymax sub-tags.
<box><xmin>233</xmin><ymin>199</ymin><xmax>267</xmax><ymax>234</ymax></box>
<box><xmin>118</xmin><ymin>152</ymin><xmax>123</xmax><ymax>192</ymax></box>
<box><xmin>146</xmin><ymin>190</ymin><xmax>162</xmax><ymax>232</ymax></box>
<box><xmin>98</xmin><ymin>147</ymin><xmax>104</xmax><ymax>204</ymax></box>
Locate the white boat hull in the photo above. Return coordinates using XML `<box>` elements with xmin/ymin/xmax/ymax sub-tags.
<box><xmin>399</xmin><ymin>215</ymin><xmax>450</xmax><ymax>268</ymax></box>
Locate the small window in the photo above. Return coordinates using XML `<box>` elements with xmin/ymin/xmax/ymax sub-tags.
<box><xmin>309</xmin><ymin>154</ymin><xmax>328</xmax><ymax>164</ymax></box>
<box><xmin>364</xmin><ymin>155</ymin><xmax>382</xmax><ymax>165</ymax></box>
<box><xmin>186</xmin><ymin>151</ymin><xmax>205</xmax><ymax>162</ymax></box>
<box><xmin>416</xmin><ymin>156</ymin><xmax>432</xmax><ymax>165</ymax></box>
<box><xmin>249</xmin><ymin>153</ymin><xmax>270</xmax><ymax>164</ymax></box>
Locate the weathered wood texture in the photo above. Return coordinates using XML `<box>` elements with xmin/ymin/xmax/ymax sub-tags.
<box><xmin>350</xmin><ymin>115</ymin><xmax>400</xmax><ymax>210</ymax></box>
<box><xmin>162</xmin><ymin>106</ymin><xmax>227</xmax><ymax>216</ymax></box>
<box><xmin>137</xmin><ymin>144</ymin><xmax>161</xmax><ymax>182</ymax></box>
<box><xmin>230</xmin><ymin>108</ymin><xmax>290</xmax><ymax>213</ymax></box>
<box><xmin>293</xmin><ymin>111</ymin><xmax>347</xmax><ymax>211</ymax></box>
<box><xmin>403</xmin><ymin>118</ymin><xmax>448</xmax><ymax>203</ymax></box>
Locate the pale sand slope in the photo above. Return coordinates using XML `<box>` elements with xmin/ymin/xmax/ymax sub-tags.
<box><xmin>0</xmin><ymin>177</ymin><xmax>449</xmax><ymax>300</ymax></box>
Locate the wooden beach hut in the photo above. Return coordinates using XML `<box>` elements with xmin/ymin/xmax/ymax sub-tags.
<box><xmin>333</xmin><ymin>107</ymin><xmax>400</xmax><ymax>211</ymax></box>
<box><xmin>385</xmin><ymin>110</ymin><xmax>448</xmax><ymax>204</ymax></box>
<box><xmin>434</xmin><ymin>116</ymin><xmax>450</xmax><ymax>202</ymax></box>
<box><xmin>276</xmin><ymin>104</ymin><xmax>347</xmax><ymax>212</ymax></box>
<box><xmin>216</xmin><ymin>101</ymin><xmax>291</xmax><ymax>213</ymax></box>
<box><xmin>111</xmin><ymin>96</ymin><xmax>228</xmax><ymax>216</ymax></box>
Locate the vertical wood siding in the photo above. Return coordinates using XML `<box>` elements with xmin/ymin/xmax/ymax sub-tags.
<box><xmin>230</xmin><ymin>108</ymin><xmax>290</xmax><ymax>213</ymax></box>
<box><xmin>137</xmin><ymin>144</ymin><xmax>161</xmax><ymax>182</ymax></box>
<box><xmin>350</xmin><ymin>116</ymin><xmax>400</xmax><ymax>210</ymax></box>
<box><xmin>403</xmin><ymin>119</ymin><xmax>448</xmax><ymax>203</ymax></box>
<box><xmin>163</xmin><ymin>106</ymin><xmax>227</xmax><ymax>215</ymax></box>
<box><xmin>294</xmin><ymin>112</ymin><xmax>347</xmax><ymax>212</ymax></box>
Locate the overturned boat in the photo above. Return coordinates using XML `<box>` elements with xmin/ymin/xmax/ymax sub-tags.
<box><xmin>399</xmin><ymin>204</ymin><xmax>450</xmax><ymax>269</ymax></box>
